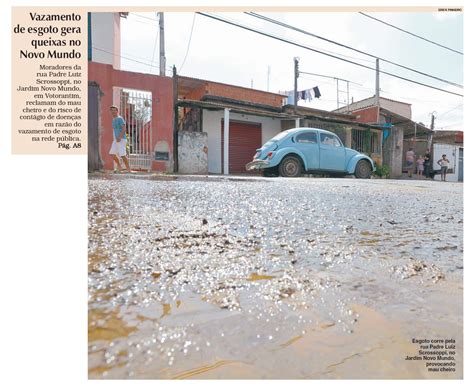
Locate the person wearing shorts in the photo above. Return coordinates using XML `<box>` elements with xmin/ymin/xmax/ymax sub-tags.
<box><xmin>437</xmin><ymin>154</ymin><xmax>450</xmax><ymax>182</ymax></box>
<box><xmin>109</xmin><ymin>105</ymin><xmax>132</xmax><ymax>173</ymax></box>
<box><xmin>416</xmin><ymin>155</ymin><xmax>424</xmax><ymax>176</ymax></box>
<box><xmin>405</xmin><ymin>148</ymin><xmax>415</xmax><ymax>178</ymax></box>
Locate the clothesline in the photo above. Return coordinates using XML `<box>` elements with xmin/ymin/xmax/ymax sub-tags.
<box><xmin>279</xmin><ymin>85</ymin><xmax>321</xmax><ymax>105</ymax></box>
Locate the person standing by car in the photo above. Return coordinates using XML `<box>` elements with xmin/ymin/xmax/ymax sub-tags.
<box><xmin>437</xmin><ymin>154</ymin><xmax>450</xmax><ymax>182</ymax></box>
<box><xmin>423</xmin><ymin>148</ymin><xmax>432</xmax><ymax>178</ymax></box>
<box><xmin>405</xmin><ymin>148</ymin><xmax>415</xmax><ymax>178</ymax></box>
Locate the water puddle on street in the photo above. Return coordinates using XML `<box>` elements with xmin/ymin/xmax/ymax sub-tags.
<box><xmin>88</xmin><ymin>176</ymin><xmax>463</xmax><ymax>379</ymax></box>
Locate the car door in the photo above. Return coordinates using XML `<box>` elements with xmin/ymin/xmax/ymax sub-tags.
<box><xmin>293</xmin><ymin>131</ymin><xmax>319</xmax><ymax>169</ymax></box>
<box><xmin>319</xmin><ymin>132</ymin><xmax>346</xmax><ymax>171</ymax></box>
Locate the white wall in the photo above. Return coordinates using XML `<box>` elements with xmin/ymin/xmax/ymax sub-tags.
<box><xmin>380</xmin><ymin>98</ymin><xmax>412</xmax><ymax>120</ymax></box>
<box><xmin>202</xmin><ymin>110</ymin><xmax>282</xmax><ymax>174</ymax></box>
<box><xmin>91</xmin><ymin>13</ymin><xmax>121</xmax><ymax>69</ymax></box>
<box><xmin>433</xmin><ymin>143</ymin><xmax>462</xmax><ymax>182</ymax></box>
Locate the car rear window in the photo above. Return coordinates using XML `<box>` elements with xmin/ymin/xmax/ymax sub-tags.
<box><xmin>270</xmin><ymin>131</ymin><xmax>290</xmax><ymax>142</ymax></box>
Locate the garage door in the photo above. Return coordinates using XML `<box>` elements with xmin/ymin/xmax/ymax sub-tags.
<box><xmin>221</xmin><ymin>120</ymin><xmax>262</xmax><ymax>174</ymax></box>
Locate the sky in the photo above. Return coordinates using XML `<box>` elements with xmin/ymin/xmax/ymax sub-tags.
<box><xmin>119</xmin><ymin>11</ymin><xmax>463</xmax><ymax>131</ymax></box>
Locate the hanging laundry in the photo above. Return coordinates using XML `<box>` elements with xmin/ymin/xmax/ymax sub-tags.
<box><xmin>313</xmin><ymin>86</ymin><xmax>321</xmax><ymax>98</ymax></box>
<box><xmin>281</xmin><ymin>85</ymin><xmax>321</xmax><ymax>103</ymax></box>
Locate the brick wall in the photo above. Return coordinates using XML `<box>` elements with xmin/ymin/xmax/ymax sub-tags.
<box><xmin>352</xmin><ymin>106</ymin><xmax>378</xmax><ymax>123</ymax></box>
<box><xmin>181</xmin><ymin>78</ymin><xmax>285</xmax><ymax>107</ymax></box>
<box><xmin>206</xmin><ymin>83</ymin><xmax>284</xmax><ymax>108</ymax></box>
<box><xmin>88</xmin><ymin>61</ymin><xmax>174</xmax><ymax>172</ymax></box>
<box><xmin>183</xmin><ymin>84</ymin><xmax>208</xmax><ymax>101</ymax></box>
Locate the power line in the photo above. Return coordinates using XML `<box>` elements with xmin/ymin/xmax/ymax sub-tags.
<box><xmin>359</xmin><ymin>12</ymin><xmax>463</xmax><ymax>55</ymax></box>
<box><xmin>197</xmin><ymin>12</ymin><xmax>463</xmax><ymax>97</ymax></box>
<box><xmin>133</xmin><ymin>12</ymin><xmax>373</xmax><ymax>66</ymax></box>
<box><xmin>299</xmin><ymin>71</ymin><xmax>363</xmax><ymax>86</ymax></box>
<box><xmin>299</xmin><ymin>76</ymin><xmax>336</xmax><ymax>87</ymax></box>
<box><xmin>245</xmin><ymin>12</ymin><xmax>462</xmax><ymax>88</ymax></box>
<box><xmin>179</xmin><ymin>13</ymin><xmax>197</xmax><ymax>73</ymax></box>
<box><xmin>92</xmin><ymin>46</ymin><xmax>161</xmax><ymax>70</ymax></box>
<box><xmin>436</xmin><ymin>104</ymin><xmax>463</xmax><ymax>119</ymax></box>
<box><xmin>128</xmin><ymin>13</ymin><xmax>159</xmax><ymax>26</ymax></box>
<box><xmin>130</xmin><ymin>12</ymin><xmax>159</xmax><ymax>22</ymax></box>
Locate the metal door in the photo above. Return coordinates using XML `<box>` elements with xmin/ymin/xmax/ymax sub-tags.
<box><xmin>221</xmin><ymin>120</ymin><xmax>262</xmax><ymax>174</ymax></box>
<box><xmin>293</xmin><ymin>131</ymin><xmax>319</xmax><ymax>169</ymax></box>
<box><xmin>319</xmin><ymin>132</ymin><xmax>346</xmax><ymax>171</ymax></box>
<box><xmin>120</xmin><ymin>90</ymin><xmax>153</xmax><ymax>171</ymax></box>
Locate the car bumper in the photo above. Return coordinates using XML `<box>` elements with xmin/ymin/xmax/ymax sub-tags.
<box><xmin>245</xmin><ymin>159</ymin><xmax>269</xmax><ymax>171</ymax></box>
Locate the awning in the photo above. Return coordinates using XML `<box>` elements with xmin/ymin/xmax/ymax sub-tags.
<box><xmin>177</xmin><ymin>99</ymin><xmax>298</xmax><ymax>119</ymax></box>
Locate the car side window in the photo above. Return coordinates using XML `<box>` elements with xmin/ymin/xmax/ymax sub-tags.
<box><xmin>320</xmin><ymin>133</ymin><xmax>342</xmax><ymax>147</ymax></box>
<box><xmin>295</xmin><ymin>132</ymin><xmax>318</xmax><ymax>144</ymax></box>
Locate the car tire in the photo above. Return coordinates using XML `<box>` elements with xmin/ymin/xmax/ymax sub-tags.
<box><xmin>263</xmin><ymin>167</ymin><xmax>279</xmax><ymax>177</ymax></box>
<box><xmin>355</xmin><ymin>160</ymin><xmax>372</xmax><ymax>179</ymax></box>
<box><xmin>279</xmin><ymin>156</ymin><xmax>302</xmax><ymax>177</ymax></box>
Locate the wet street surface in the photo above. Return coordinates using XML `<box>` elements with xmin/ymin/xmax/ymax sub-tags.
<box><xmin>88</xmin><ymin>174</ymin><xmax>463</xmax><ymax>379</ymax></box>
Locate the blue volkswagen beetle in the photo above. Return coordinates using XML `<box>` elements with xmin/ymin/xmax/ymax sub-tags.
<box><xmin>245</xmin><ymin>128</ymin><xmax>375</xmax><ymax>178</ymax></box>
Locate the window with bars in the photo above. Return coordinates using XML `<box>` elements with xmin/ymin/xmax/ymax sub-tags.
<box><xmin>352</xmin><ymin>129</ymin><xmax>380</xmax><ymax>154</ymax></box>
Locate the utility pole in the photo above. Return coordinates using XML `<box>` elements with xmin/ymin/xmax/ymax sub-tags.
<box><xmin>428</xmin><ymin>112</ymin><xmax>436</xmax><ymax>149</ymax></box>
<box><xmin>293</xmin><ymin>57</ymin><xmax>299</xmax><ymax>115</ymax></box>
<box><xmin>375</xmin><ymin>58</ymin><xmax>380</xmax><ymax>122</ymax></box>
<box><xmin>159</xmin><ymin>12</ymin><xmax>166</xmax><ymax>76</ymax></box>
<box><xmin>346</xmin><ymin>80</ymin><xmax>350</xmax><ymax>113</ymax></box>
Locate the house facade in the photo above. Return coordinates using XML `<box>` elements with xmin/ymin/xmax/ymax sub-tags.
<box><xmin>178</xmin><ymin>77</ymin><xmax>385</xmax><ymax>175</ymax></box>
<box><xmin>431</xmin><ymin>130</ymin><xmax>463</xmax><ymax>182</ymax></box>
<box><xmin>88</xmin><ymin>13</ymin><xmax>174</xmax><ymax>172</ymax></box>
<box><xmin>334</xmin><ymin>96</ymin><xmax>432</xmax><ymax>178</ymax></box>
<box><xmin>177</xmin><ymin>76</ymin><xmax>292</xmax><ymax>174</ymax></box>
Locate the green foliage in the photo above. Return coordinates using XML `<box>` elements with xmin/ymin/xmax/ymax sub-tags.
<box><xmin>363</xmin><ymin>129</ymin><xmax>372</xmax><ymax>153</ymax></box>
<box><xmin>374</xmin><ymin>163</ymin><xmax>390</xmax><ymax>178</ymax></box>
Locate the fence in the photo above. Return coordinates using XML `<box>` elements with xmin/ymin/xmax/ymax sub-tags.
<box><xmin>120</xmin><ymin>90</ymin><xmax>153</xmax><ymax>171</ymax></box>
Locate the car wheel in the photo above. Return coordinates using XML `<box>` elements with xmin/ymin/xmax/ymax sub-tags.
<box><xmin>279</xmin><ymin>156</ymin><xmax>302</xmax><ymax>177</ymax></box>
<box><xmin>355</xmin><ymin>160</ymin><xmax>372</xmax><ymax>179</ymax></box>
<box><xmin>263</xmin><ymin>167</ymin><xmax>279</xmax><ymax>177</ymax></box>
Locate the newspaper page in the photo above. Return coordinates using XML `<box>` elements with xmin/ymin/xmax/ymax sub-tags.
<box><xmin>3</xmin><ymin>0</ymin><xmax>470</xmax><ymax>385</ymax></box>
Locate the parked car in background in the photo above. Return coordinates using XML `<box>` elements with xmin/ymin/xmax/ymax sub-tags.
<box><xmin>245</xmin><ymin>128</ymin><xmax>375</xmax><ymax>178</ymax></box>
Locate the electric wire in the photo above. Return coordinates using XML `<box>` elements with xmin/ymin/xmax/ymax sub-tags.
<box><xmin>197</xmin><ymin>12</ymin><xmax>463</xmax><ymax>97</ymax></box>
<box><xmin>359</xmin><ymin>12</ymin><xmax>463</xmax><ymax>55</ymax></box>
<box><xmin>179</xmin><ymin>13</ymin><xmax>197</xmax><ymax>73</ymax></box>
<box><xmin>245</xmin><ymin>12</ymin><xmax>462</xmax><ymax>88</ymax></box>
